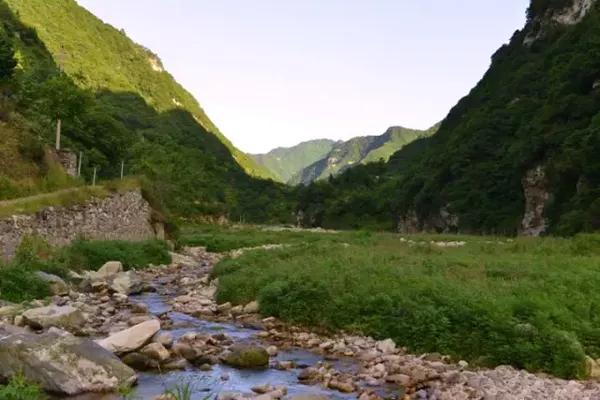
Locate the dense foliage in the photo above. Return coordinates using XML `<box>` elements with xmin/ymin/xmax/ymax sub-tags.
<box><xmin>205</xmin><ymin>225</ymin><xmax>600</xmax><ymax>379</ymax></box>
<box><xmin>297</xmin><ymin>1</ymin><xmax>600</xmax><ymax>235</ymax></box>
<box><xmin>60</xmin><ymin>239</ymin><xmax>171</xmax><ymax>272</ymax></box>
<box><xmin>0</xmin><ymin>0</ymin><xmax>293</xmax><ymax>222</ymax></box>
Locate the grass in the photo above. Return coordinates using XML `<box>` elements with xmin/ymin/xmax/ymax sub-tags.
<box><xmin>60</xmin><ymin>239</ymin><xmax>171</xmax><ymax>272</ymax></box>
<box><xmin>0</xmin><ymin>177</ymin><xmax>142</xmax><ymax>219</ymax></box>
<box><xmin>178</xmin><ymin>224</ymin><xmax>348</xmax><ymax>253</ymax></box>
<box><xmin>192</xmin><ymin>224</ymin><xmax>600</xmax><ymax>379</ymax></box>
<box><xmin>0</xmin><ymin>374</ymin><xmax>46</xmax><ymax>400</ymax></box>
<box><xmin>163</xmin><ymin>381</ymin><xmax>194</xmax><ymax>400</ymax></box>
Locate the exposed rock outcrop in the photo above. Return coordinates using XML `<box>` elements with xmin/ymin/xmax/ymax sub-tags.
<box><xmin>520</xmin><ymin>166</ymin><xmax>550</xmax><ymax>236</ymax></box>
<box><xmin>524</xmin><ymin>0</ymin><xmax>597</xmax><ymax>46</ymax></box>
<box><xmin>397</xmin><ymin>206</ymin><xmax>459</xmax><ymax>234</ymax></box>
<box><xmin>0</xmin><ymin>325</ymin><xmax>136</xmax><ymax>395</ymax></box>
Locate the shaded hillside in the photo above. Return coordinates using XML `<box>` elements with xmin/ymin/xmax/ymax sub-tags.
<box><xmin>250</xmin><ymin>139</ymin><xmax>335</xmax><ymax>182</ymax></box>
<box><xmin>3</xmin><ymin>0</ymin><xmax>273</xmax><ymax>180</ymax></box>
<box><xmin>0</xmin><ymin>0</ymin><xmax>292</xmax><ymax>222</ymax></box>
<box><xmin>297</xmin><ymin>0</ymin><xmax>600</xmax><ymax>235</ymax></box>
<box><xmin>290</xmin><ymin>125</ymin><xmax>437</xmax><ymax>185</ymax></box>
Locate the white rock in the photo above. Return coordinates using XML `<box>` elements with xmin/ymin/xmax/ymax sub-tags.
<box><xmin>97</xmin><ymin>261</ymin><xmax>123</xmax><ymax>278</ymax></box>
<box><xmin>97</xmin><ymin>319</ymin><xmax>160</xmax><ymax>354</ymax></box>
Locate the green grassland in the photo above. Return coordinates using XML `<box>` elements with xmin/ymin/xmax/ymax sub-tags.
<box><xmin>177</xmin><ymin>224</ymin><xmax>600</xmax><ymax>379</ymax></box>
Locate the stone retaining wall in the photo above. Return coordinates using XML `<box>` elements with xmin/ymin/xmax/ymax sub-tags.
<box><xmin>0</xmin><ymin>189</ymin><xmax>160</xmax><ymax>260</ymax></box>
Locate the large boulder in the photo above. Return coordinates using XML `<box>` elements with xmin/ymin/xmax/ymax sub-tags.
<box><xmin>97</xmin><ymin>261</ymin><xmax>124</xmax><ymax>278</ymax></box>
<box><xmin>35</xmin><ymin>272</ymin><xmax>69</xmax><ymax>296</ymax></box>
<box><xmin>81</xmin><ymin>269</ymin><xmax>143</xmax><ymax>296</ymax></box>
<box><xmin>97</xmin><ymin>319</ymin><xmax>160</xmax><ymax>355</ymax></box>
<box><xmin>222</xmin><ymin>344</ymin><xmax>269</xmax><ymax>369</ymax></box>
<box><xmin>0</xmin><ymin>325</ymin><xmax>136</xmax><ymax>395</ymax></box>
<box><xmin>22</xmin><ymin>305</ymin><xmax>85</xmax><ymax>332</ymax></box>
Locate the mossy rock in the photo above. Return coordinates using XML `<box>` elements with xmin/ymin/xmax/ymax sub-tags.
<box><xmin>222</xmin><ymin>344</ymin><xmax>269</xmax><ymax>369</ymax></box>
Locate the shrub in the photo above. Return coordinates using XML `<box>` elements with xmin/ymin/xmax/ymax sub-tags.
<box><xmin>0</xmin><ymin>375</ymin><xmax>45</xmax><ymax>400</ymax></box>
<box><xmin>0</xmin><ymin>265</ymin><xmax>50</xmax><ymax>303</ymax></box>
<box><xmin>60</xmin><ymin>239</ymin><xmax>171</xmax><ymax>271</ymax></box>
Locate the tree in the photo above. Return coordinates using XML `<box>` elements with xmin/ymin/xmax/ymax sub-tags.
<box><xmin>38</xmin><ymin>73</ymin><xmax>90</xmax><ymax>149</ymax></box>
<box><xmin>0</xmin><ymin>30</ymin><xmax>17</xmax><ymax>80</ymax></box>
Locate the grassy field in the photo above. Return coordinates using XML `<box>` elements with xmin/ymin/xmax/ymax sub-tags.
<box><xmin>179</xmin><ymin>225</ymin><xmax>600</xmax><ymax>379</ymax></box>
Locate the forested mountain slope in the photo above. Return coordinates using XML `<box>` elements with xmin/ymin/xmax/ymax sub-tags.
<box><xmin>4</xmin><ymin>0</ymin><xmax>273</xmax><ymax>180</ymax></box>
<box><xmin>297</xmin><ymin>0</ymin><xmax>600</xmax><ymax>235</ymax></box>
<box><xmin>0</xmin><ymin>0</ymin><xmax>290</xmax><ymax>221</ymax></box>
<box><xmin>289</xmin><ymin>125</ymin><xmax>438</xmax><ymax>185</ymax></box>
<box><xmin>253</xmin><ymin>125</ymin><xmax>437</xmax><ymax>185</ymax></box>
<box><xmin>250</xmin><ymin>139</ymin><xmax>335</xmax><ymax>183</ymax></box>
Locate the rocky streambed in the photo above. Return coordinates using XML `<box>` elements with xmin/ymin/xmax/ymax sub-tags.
<box><xmin>2</xmin><ymin>247</ymin><xmax>600</xmax><ymax>400</ymax></box>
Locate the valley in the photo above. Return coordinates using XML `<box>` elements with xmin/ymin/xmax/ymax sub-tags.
<box><xmin>0</xmin><ymin>0</ymin><xmax>599</xmax><ymax>399</ymax></box>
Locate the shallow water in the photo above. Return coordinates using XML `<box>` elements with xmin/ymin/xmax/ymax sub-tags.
<box><xmin>60</xmin><ymin>292</ymin><xmax>397</xmax><ymax>399</ymax></box>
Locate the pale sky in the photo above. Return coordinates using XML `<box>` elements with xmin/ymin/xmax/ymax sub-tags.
<box><xmin>77</xmin><ymin>1</ymin><xmax>529</xmax><ymax>153</ymax></box>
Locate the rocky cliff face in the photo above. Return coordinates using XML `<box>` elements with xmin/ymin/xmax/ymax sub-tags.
<box><xmin>524</xmin><ymin>0</ymin><xmax>597</xmax><ymax>45</ymax></box>
<box><xmin>520</xmin><ymin>166</ymin><xmax>551</xmax><ymax>236</ymax></box>
<box><xmin>397</xmin><ymin>206</ymin><xmax>459</xmax><ymax>235</ymax></box>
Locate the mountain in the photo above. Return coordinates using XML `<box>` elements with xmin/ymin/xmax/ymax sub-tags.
<box><xmin>0</xmin><ymin>0</ymin><xmax>290</xmax><ymax>222</ymax></box>
<box><xmin>296</xmin><ymin>0</ymin><xmax>600</xmax><ymax>235</ymax></box>
<box><xmin>3</xmin><ymin>0</ymin><xmax>273</xmax><ymax>181</ymax></box>
<box><xmin>252</xmin><ymin>125</ymin><xmax>438</xmax><ymax>185</ymax></box>
<box><xmin>250</xmin><ymin>139</ymin><xmax>335</xmax><ymax>183</ymax></box>
<box><xmin>289</xmin><ymin>125</ymin><xmax>438</xmax><ymax>185</ymax></box>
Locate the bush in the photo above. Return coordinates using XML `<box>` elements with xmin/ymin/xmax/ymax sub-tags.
<box><xmin>0</xmin><ymin>265</ymin><xmax>50</xmax><ymax>303</ymax></box>
<box><xmin>0</xmin><ymin>375</ymin><xmax>45</xmax><ymax>400</ymax></box>
<box><xmin>60</xmin><ymin>239</ymin><xmax>171</xmax><ymax>271</ymax></box>
<box><xmin>211</xmin><ymin>227</ymin><xmax>600</xmax><ymax>378</ymax></box>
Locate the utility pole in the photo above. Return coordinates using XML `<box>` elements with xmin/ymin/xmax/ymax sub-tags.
<box><xmin>55</xmin><ymin>118</ymin><xmax>61</xmax><ymax>150</ymax></box>
<box><xmin>77</xmin><ymin>151</ymin><xmax>82</xmax><ymax>177</ymax></box>
<box><xmin>56</xmin><ymin>45</ymin><xmax>65</xmax><ymax>151</ymax></box>
<box><xmin>120</xmin><ymin>160</ymin><xmax>124</xmax><ymax>180</ymax></box>
<box><xmin>92</xmin><ymin>167</ymin><xmax>97</xmax><ymax>187</ymax></box>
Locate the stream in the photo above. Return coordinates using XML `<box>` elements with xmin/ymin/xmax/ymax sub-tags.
<box><xmin>128</xmin><ymin>291</ymin><xmax>361</xmax><ymax>399</ymax></box>
<box><xmin>61</xmin><ymin>290</ymin><xmax>396</xmax><ymax>400</ymax></box>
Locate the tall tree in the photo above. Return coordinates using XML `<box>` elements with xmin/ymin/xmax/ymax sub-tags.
<box><xmin>0</xmin><ymin>29</ymin><xmax>17</xmax><ymax>80</ymax></box>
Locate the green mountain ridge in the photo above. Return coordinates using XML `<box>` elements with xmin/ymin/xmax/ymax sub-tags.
<box><xmin>296</xmin><ymin>0</ymin><xmax>600</xmax><ymax>235</ymax></box>
<box><xmin>250</xmin><ymin>139</ymin><xmax>336</xmax><ymax>183</ymax></box>
<box><xmin>253</xmin><ymin>125</ymin><xmax>438</xmax><ymax>185</ymax></box>
<box><xmin>289</xmin><ymin>125</ymin><xmax>438</xmax><ymax>185</ymax></box>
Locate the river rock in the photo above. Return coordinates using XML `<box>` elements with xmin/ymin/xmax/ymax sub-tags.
<box><xmin>140</xmin><ymin>342</ymin><xmax>170</xmax><ymax>362</ymax></box>
<box><xmin>110</xmin><ymin>271</ymin><xmax>142</xmax><ymax>295</ymax></box>
<box><xmin>22</xmin><ymin>305</ymin><xmax>85</xmax><ymax>332</ymax></box>
<box><xmin>35</xmin><ymin>271</ymin><xmax>69</xmax><ymax>295</ymax></box>
<box><xmin>122</xmin><ymin>352</ymin><xmax>159</xmax><ymax>371</ymax></box>
<box><xmin>97</xmin><ymin>319</ymin><xmax>160</xmax><ymax>354</ymax></box>
<box><xmin>222</xmin><ymin>344</ymin><xmax>269</xmax><ymax>368</ymax></box>
<box><xmin>97</xmin><ymin>261</ymin><xmax>124</xmax><ymax>277</ymax></box>
<box><xmin>243</xmin><ymin>301</ymin><xmax>259</xmax><ymax>314</ymax></box>
<box><xmin>0</xmin><ymin>325</ymin><xmax>136</xmax><ymax>395</ymax></box>
<box><xmin>287</xmin><ymin>396</ymin><xmax>329</xmax><ymax>400</ymax></box>
<box><xmin>153</xmin><ymin>331</ymin><xmax>174</xmax><ymax>348</ymax></box>
<box><xmin>376</xmin><ymin>338</ymin><xmax>396</xmax><ymax>354</ymax></box>
<box><xmin>266</xmin><ymin>345</ymin><xmax>279</xmax><ymax>356</ymax></box>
